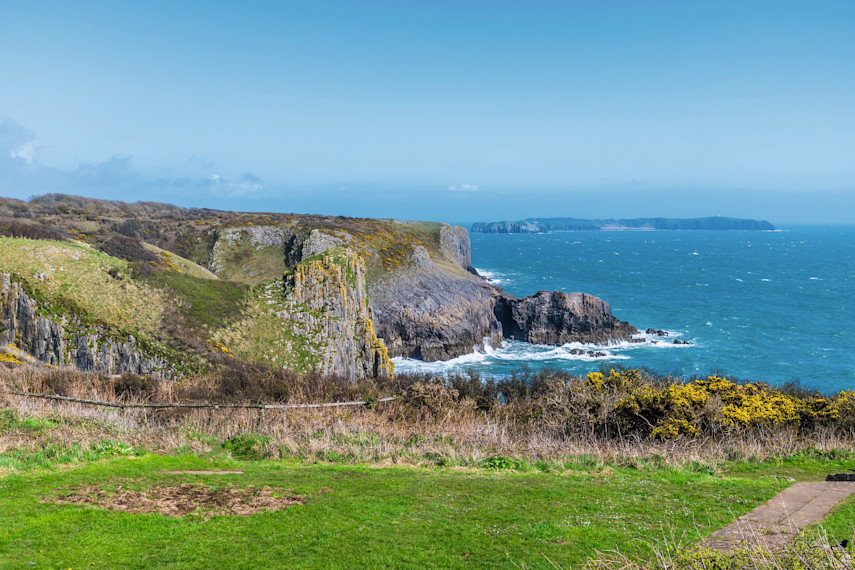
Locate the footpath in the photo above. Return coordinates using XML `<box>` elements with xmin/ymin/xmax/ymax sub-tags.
<box><xmin>704</xmin><ymin>481</ymin><xmax>855</xmax><ymax>551</ymax></box>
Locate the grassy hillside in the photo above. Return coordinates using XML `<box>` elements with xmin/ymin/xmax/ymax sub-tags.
<box><xmin>0</xmin><ymin>194</ymin><xmax>451</xmax><ymax>287</ymax></box>
<box><xmin>0</xmin><ymin>237</ymin><xmax>165</xmax><ymax>339</ymax></box>
<box><xmin>0</xmin><ymin>195</ymin><xmax>446</xmax><ymax>377</ymax></box>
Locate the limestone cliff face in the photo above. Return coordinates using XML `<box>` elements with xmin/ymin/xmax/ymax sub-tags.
<box><xmin>208</xmin><ymin>226</ymin><xmax>393</xmax><ymax>378</ymax></box>
<box><xmin>368</xmin><ymin>225</ymin><xmax>636</xmax><ymax>361</ymax></box>
<box><xmin>369</xmin><ymin>258</ymin><xmax>502</xmax><ymax>361</ymax></box>
<box><xmin>0</xmin><ymin>273</ymin><xmax>174</xmax><ymax>376</ymax></box>
<box><xmin>369</xmin><ymin>224</ymin><xmax>502</xmax><ymax>361</ymax></box>
<box><xmin>275</xmin><ymin>252</ymin><xmax>393</xmax><ymax>379</ymax></box>
<box><xmin>439</xmin><ymin>223</ymin><xmax>473</xmax><ymax>270</ymax></box>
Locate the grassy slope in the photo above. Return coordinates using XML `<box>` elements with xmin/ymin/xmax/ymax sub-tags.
<box><xmin>0</xmin><ymin>237</ymin><xmax>164</xmax><ymax>339</ymax></box>
<box><xmin>0</xmin><ymin>236</ymin><xmax>256</xmax><ymax>371</ymax></box>
<box><xmin>142</xmin><ymin>243</ymin><xmax>219</xmax><ymax>280</ymax></box>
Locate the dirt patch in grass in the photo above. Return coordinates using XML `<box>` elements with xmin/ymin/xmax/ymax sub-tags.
<box><xmin>48</xmin><ymin>483</ymin><xmax>305</xmax><ymax>520</ymax></box>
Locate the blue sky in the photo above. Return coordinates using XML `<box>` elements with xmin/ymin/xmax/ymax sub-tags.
<box><xmin>1</xmin><ymin>1</ymin><xmax>854</xmax><ymax>222</ymax></box>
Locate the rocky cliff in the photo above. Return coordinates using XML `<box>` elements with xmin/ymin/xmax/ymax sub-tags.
<box><xmin>369</xmin><ymin>247</ymin><xmax>502</xmax><ymax>361</ymax></box>
<box><xmin>0</xmin><ymin>273</ymin><xmax>174</xmax><ymax>376</ymax></box>
<box><xmin>494</xmin><ymin>290</ymin><xmax>636</xmax><ymax>345</ymax></box>
<box><xmin>207</xmin><ymin>227</ymin><xmax>393</xmax><ymax>378</ymax></box>
<box><xmin>272</xmin><ymin>251</ymin><xmax>393</xmax><ymax>379</ymax></box>
<box><xmin>368</xmin><ymin>226</ymin><xmax>636</xmax><ymax>361</ymax></box>
<box><xmin>0</xmin><ymin>194</ymin><xmax>639</xmax><ymax>375</ymax></box>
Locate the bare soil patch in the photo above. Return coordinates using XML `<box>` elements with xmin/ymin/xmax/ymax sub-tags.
<box><xmin>48</xmin><ymin>483</ymin><xmax>305</xmax><ymax>520</ymax></box>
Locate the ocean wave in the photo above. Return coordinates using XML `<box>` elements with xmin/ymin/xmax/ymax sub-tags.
<box><xmin>392</xmin><ymin>333</ymin><xmax>693</xmax><ymax>375</ymax></box>
<box><xmin>472</xmin><ymin>267</ymin><xmax>513</xmax><ymax>285</ymax></box>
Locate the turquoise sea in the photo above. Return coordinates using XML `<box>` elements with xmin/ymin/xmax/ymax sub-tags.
<box><xmin>393</xmin><ymin>226</ymin><xmax>855</xmax><ymax>394</ymax></box>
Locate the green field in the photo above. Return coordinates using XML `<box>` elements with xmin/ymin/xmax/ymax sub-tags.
<box><xmin>2</xmin><ymin>424</ymin><xmax>854</xmax><ymax>569</ymax></box>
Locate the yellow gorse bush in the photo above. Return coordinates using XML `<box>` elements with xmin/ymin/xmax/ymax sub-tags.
<box><xmin>0</xmin><ymin>352</ymin><xmax>23</xmax><ymax>365</ymax></box>
<box><xmin>720</xmin><ymin>391</ymin><xmax>802</xmax><ymax>427</ymax></box>
<box><xmin>590</xmin><ymin>372</ymin><xmax>854</xmax><ymax>439</ymax></box>
<box><xmin>650</xmin><ymin>418</ymin><xmax>698</xmax><ymax>440</ymax></box>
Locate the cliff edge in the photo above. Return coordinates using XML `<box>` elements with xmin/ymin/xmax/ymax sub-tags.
<box><xmin>0</xmin><ymin>194</ymin><xmax>637</xmax><ymax>375</ymax></box>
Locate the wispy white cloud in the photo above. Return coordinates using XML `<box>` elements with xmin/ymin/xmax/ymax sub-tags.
<box><xmin>10</xmin><ymin>139</ymin><xmax>39</xmax><ymax>164</ymax></box>
<box><xmin>0</xmin><ymin>117</ymin><xmax>270</xmax><ymax>202</ymax></box>
<box><xmin>1</xmin><ymin>118</ymin><xmax>38</xmax><ymax>164</ymax></box>
<box><xmin>448</xmin><ymin>183</ymin><xmax>479</xmax><ymax>192</ymax></box>
<box><xmin>207</xmin><ymin>172</ymin><xmax>265</xmax><ymax>196</ymax></box>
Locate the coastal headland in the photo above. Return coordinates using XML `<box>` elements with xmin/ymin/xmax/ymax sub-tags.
<box><xmin>0</xmin><ymin>194</ymin><xmax>635</xmax><ymax>379</ymax></box>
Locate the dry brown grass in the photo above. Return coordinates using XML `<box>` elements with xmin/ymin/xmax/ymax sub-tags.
<box><xmin>3</xmin><ymin>366</ymin><xmax>855</xmax><ymax>470</ymax></box>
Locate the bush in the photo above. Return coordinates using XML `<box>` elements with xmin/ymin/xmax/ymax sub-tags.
<box><xmin>0</xmin><ymin>220</ymin><xmax>67</xmax><ymax>241</ymax></box>
<box><xmin>112</xmin><ymin>373</ymin><xmax>158</xmax><ymax>400</ymax></box>
<box><xmin>223</xmin><ymin>433</ymin><xmax>271</xmax><ymax>460</ymax></box>
<box><xmin>97</xmin><ymin>235</ymin><xmax>160</xmax><ymax>274</ymax></box>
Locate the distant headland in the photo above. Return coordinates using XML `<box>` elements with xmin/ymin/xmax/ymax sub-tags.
<box><xmin>470</xmin><ymin>216</ymin><xmax>776</xmax><ymax>233</ymax></box>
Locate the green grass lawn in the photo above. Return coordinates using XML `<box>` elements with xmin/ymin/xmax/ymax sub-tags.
<box><xmin>2</xmin><ymin>408</ymin><xmax>854</xmax><ymax>569</ymax></box>
<box><xmin>4</xmin><ymin>450</ymin><xmax>839</xmax><ymax>569</ymax></box>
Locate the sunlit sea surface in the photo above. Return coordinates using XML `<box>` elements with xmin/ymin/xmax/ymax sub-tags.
<box><xmin>393</xmin><ymin>226</ymin><xmax>855</xmax><ymax>394</ymax></box>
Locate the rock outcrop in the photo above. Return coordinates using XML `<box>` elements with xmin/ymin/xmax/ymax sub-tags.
<box><xmin>208</xmin><ymin>226</ymin><xmax>393</xmax><ymax>378</ymax></box>
<box><xmin>369</xmin><ymin>260</ymin><xmax>502</xmax><ymax>361</ymax></box>
<box><xmin>439</xmin><ymin>223</ymin><xmax>473</xmax><ymax>270</ymax></box>
<box><xmin>0</xmin><ymin>273</ymin><xmax>174</xmax><ymax>376</ymax></box>
<box><xmin>275</xmin><ymin>251</ymin><xmax>393</xmax><ymax>379</ymax></box>
<box><xmin>367</xmin><ymin>224</ymin><xmax>636</xmax><ymax>361</ymax></box>
<box><xmin>494</xmin><ymin>290</ymin><xmax>636</xmax><ymax>345</ymax></box>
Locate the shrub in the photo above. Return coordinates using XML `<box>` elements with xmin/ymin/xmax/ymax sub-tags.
<box><xmin>112</xmin><ymin>373</ymin><xmax>158</xmax><ymax>400</ymax></box>
<box><xmin>97</xmin><ymin>234</ymin><xmax>160</xmax><ymax>268</ymax></box>
<box><xmin>403</xmin><ymin>380</ymin><xmax>461</xmax><ymax>415</ymax></box>
<box><xmin>223</xmin><ymin>433</ymin><xmax>271</xmax><ymax>460</ymax></box>
<box><xmin>0</xmin><ymin>220</ymin><xmax>67</xmax><ymax>241</ymax></box>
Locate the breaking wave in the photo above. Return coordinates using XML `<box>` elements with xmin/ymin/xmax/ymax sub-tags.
<box><xmin>392</xmin><ymin>332</ymin><xmax>693</xmax><ymax>376</ymax></box>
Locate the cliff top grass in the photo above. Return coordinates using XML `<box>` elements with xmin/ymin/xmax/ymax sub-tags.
<box><xmin>2</xmin><ymin>194</ymin><xmax>457</xmax><ymax>289</ymax></box>
<box><xmin>0</xmin><ymin>236</ymin><xmax>164</xmax><ymax>340</ymax></box>
<box><xmin>0</xmin><ymin>235</ymin><xmax>252</xmax><ymax>372</ymax></box>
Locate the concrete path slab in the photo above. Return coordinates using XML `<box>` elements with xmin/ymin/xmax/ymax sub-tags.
<box><xmin>704</xmin><ymin>481</ymin><xmax>855</xmax><ymax>552</ymax></box>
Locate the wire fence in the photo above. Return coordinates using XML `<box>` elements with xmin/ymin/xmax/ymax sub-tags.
<box><xmin>2</xmin><ymin>390</ymin><xmax>396</xmax><ymax>411</ymax></box>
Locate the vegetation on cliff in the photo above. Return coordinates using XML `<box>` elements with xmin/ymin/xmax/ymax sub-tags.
<box><xmin>0</xmin><ymin>194</ymin><xmax>413</xmax><ymax>378</ymax></box>
<box><xmin>0</xmin><ymin>193</ymin><xmax>637</xmax><ymax>374</ymax></box>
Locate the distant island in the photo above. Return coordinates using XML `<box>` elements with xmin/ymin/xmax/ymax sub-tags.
<box><xmin>470</xmin><ymin>216</ymin><xmax>776</xmax><ymax>233</ymax></box>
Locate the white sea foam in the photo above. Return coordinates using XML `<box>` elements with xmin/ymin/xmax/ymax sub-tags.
<box><xmin>392</xmin><ymin>332</ymin><xmax>692</xmax><ymax>375</ymax></box>
<box><xmin>473</xmin><ymin>267</ymin><xmax>511</xmax><ymax>285</ymax></box>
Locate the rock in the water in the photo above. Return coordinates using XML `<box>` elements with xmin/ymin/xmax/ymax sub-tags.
<box><xmin>369</xmin><ymin>226</ymin><xmax>637</xmax><ymax>361</ymax></box>
<box><xmin>494</xmin><ymin>290</ymin><xmax>636</xmax><ymax>346</ymax></box>
<box><xmin>646</xmin><ymin>328</ymin><xmax>668</xmax><ymax>336</ymax></box>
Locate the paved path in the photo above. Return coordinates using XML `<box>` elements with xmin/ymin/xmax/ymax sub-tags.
<box><xmin>704</xmin><ymin>481</ymin><xmax>855</xmax><ymax>551</ymax></box>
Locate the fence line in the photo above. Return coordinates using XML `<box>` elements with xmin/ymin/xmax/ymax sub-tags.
<box><xmin>2</xmin><ymin>390</ymin><xmax>396</xmax><ymax>410</ymax></box>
